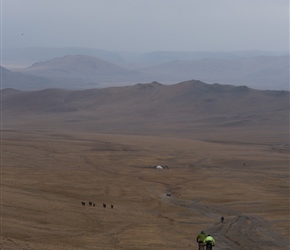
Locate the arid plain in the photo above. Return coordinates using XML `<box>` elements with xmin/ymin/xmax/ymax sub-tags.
<box><xmin>1</xmin><ymin>81</ymin><xmax>289</xmax><ymax>249</ymax></box>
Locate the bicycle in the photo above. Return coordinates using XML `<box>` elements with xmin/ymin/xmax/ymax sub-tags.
<box><xmin>205</xmin><ymin>242</ymin><xmax>214</xmax><ymax>250</ymax></box>
<box><xmin>198</xmin><ymin>242</ymin><xmax>205</xmax><ymax>250</ymax></box>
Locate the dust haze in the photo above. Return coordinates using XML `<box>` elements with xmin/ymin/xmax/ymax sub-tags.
<box><xmin>1</xmin><ymin>1</ymin><xmax>289</xmax><ymax>249</ymax></box>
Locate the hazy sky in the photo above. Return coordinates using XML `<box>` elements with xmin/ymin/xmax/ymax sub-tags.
<box><xmin>1</xmin><ymin>0</ymin><xmax>289</xmax><ymax>52</ymax></box>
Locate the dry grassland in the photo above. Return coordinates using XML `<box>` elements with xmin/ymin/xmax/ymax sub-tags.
<box><xmin>1</xmin><ymin>128</ymin><xmax>289</xmax><ymax>249</ymax></box>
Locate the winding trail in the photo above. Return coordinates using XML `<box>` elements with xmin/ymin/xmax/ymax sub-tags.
<box><xmin>167</xmin><ymin>197</ymin><xmax>289</xmax><ymax>250</ymax></box>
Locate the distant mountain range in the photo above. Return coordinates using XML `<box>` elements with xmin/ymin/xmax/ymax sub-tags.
<box><xmin>16</xmin><ymin>55</ymin><xmax>142</xmax><ymax>88</ymax></box>
<box><xmin>3</xmin><ymin>80</ymin><xmax>288</xmax><ymax>114</ymax></box>
<box><xmin>3</xmin><ymin>47</ymin><xmax>287</xmax><ymax>66</ymax></box>
<box><xmin>1</xmin><ymin>48</ymin><xmax>289</xmax><ymax>90</ymax></box>
<box><xmin>0</xmin><ymin>66</ymin><xmax>55</xmax><ymax>89</ymax></box>
<box><xmin>140</xmin><ymin>55</ymin><xmax>289</xmax><ymax>90</ymax></box>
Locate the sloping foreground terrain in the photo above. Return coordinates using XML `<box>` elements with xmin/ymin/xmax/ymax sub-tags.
<box><xmin>1</xmin><ymin>81</ymin><xmax>289</xmax><ymax>249</ymax></box>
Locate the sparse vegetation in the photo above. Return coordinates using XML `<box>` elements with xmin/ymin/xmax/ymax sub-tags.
<box><xmin>1</xmin><ymin>82</ymin><xmax>289</xmax><ymax>249</ymax></box>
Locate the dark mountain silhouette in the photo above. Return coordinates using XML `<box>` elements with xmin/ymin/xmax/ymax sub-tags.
<box><xmin>3</xmin><ymin>80</ymin><xmax>288</xmax><ymax>115</ymax></box>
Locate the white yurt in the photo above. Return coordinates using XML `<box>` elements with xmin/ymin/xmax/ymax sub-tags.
<box><xmin>156</xmin><ymin>165</ymin><xmax>163</xmax><ymax>169</ymax></box>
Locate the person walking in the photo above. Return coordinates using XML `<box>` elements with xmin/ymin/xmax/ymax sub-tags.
<box><xmin>196</xmin><ymin>230</ymin><xmax>206</xmax><ymax>250</ymax></box>
<box><xmin>203</xmin><ymin>234</ymin><xmax>215</xmax><ymax>250</ymax></box>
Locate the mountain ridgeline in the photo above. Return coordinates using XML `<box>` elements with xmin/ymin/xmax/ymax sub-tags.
<box><xmin>2</xmin><ymin>80</ymin><xmax>289</xmax><ymax>142</ymax></box>
<box><xmin>1</xmin><ymin>53</ymin><xmax>289</xmax><ymax>90</ymax></box>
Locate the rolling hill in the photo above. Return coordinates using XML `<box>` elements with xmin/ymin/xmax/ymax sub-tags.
<box><xmin>13</xmin><ymin>55</ymin><xmax>149</xmax><ymax>89</ymax></box>
<box><xmin>2</xmin><ymin>80</ymin><xmax>289</xmax><ymax>143</ymax></box>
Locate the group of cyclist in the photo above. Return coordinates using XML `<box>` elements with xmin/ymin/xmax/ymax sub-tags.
<box><xmin>196</xmin><ymin>230</ymin><xmax>215</xmax><ymax>250</ymax></box>
<box><xmin>196</xmin><ymin>216</ymin><xmax>224</xmax><ymax>249</ymax></box>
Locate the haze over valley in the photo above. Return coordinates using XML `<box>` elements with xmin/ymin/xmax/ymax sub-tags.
<box><xmin>1</xmin><ymin>48</ymin><xmax>289</xmax><ymax>90</ymax></box>
<box><xmin>1</xmin><ymin>1</ymin><xmax>289</xmax><ymax>249</ymax></box>
<box><xmin>1</xmin><ymin>48</ymin><xmax>289</xmax><ymax>250</ymax></box>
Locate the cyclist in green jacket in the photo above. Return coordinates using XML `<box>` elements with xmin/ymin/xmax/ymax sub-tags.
<box><xmin>203</xmin><ymin>234</ymin><xmax>215</xmax><ymax>249</ymax></box>
<box><xmin>196</xmin><ymin>230</ymin><xmax>206</xmax><ymax>250</ymax></box>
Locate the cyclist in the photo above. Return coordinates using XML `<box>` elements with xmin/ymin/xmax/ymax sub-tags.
<box><xmin>196</xmin><ymin>230</ymin><xmax>206</xmax><ymax>250</ymax></box>
<box><xmin>203</xmin><ymin>234</ymin><xmax>215</xmax><ymax>250</ymax></box>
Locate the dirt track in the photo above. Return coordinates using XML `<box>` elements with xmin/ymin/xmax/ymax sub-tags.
<box><xmin>170</xmin><ymin>195</ymin><xmax>289</xmax><ymax>250</ymax></box>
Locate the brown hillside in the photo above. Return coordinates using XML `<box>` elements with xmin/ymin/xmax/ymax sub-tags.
<box><xmin>2</xmin><ymin>80</ymin><xmax>289</xmax><ymax>143</ymax></box>
<box><xmin>1</xmin><ymin>81</ymin><xmax>289</xmax><ymax>249</ymax></box>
